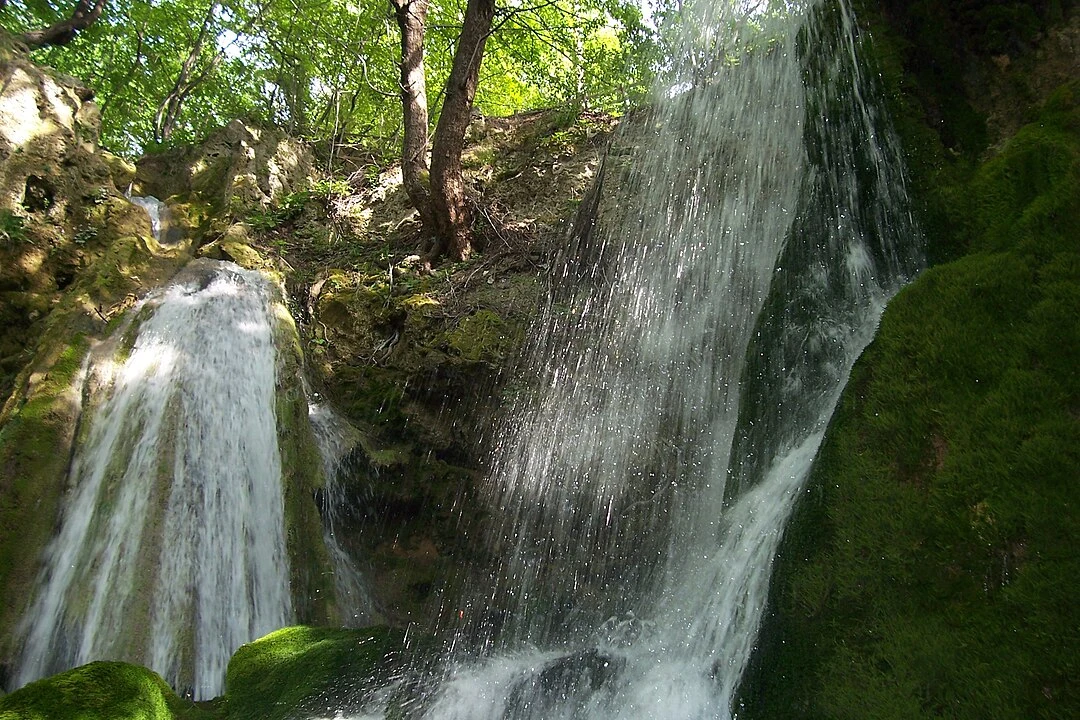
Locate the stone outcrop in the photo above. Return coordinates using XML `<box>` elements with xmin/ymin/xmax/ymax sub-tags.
<box><xmin>134</xmin><ymin>120</ymin><xmax>314</xmax><ymax>214</ymax></box>
<box><xmin>0</xmin><ymin>37</ymin><xmax>153</xmax><ymax>399</ymax></box>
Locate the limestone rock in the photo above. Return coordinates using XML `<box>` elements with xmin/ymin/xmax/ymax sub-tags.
<box><xmin>134</xmin><ymin>120</ymin><xmax>314</xmax><ymax>214</ymax></box>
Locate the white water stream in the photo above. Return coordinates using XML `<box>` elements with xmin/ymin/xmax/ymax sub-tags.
<box><xmin>14</xmin><ymin>259</ymin><xmax>294</xmax><ymax>699</ymax></box>
<box><xmin>403</xmin><ymin>0</ymin><xmax>922</xmax><ymax>718</ymax></box>
<box><xmin>127</xmin><ymin>194</ymin><xmax>181</xmax><ymax>246</ymax></box>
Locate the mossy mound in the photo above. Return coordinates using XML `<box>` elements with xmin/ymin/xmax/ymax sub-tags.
<box><xmin>0</xmin><ymin>661</ymin><xmax>205</xmax><ymax>720</ymax></box>
<box><xmin>739</xmin><ymin>85</ymin><xmax>1079</xmax><ymax>719</ymax></box>
<box><xmin>224</xmin><ymin>625</ymin><xmax>409</xmax><ymax>720</ymax></box>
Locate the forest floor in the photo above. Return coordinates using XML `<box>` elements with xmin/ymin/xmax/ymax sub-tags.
<box><xmin>254</xmin><ymin>109</ymin><xmax>616</xmax><ymax>312</ymax></box>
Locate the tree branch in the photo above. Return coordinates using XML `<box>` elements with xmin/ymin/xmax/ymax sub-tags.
<box><xmin>21</xmin><ymin>0</ymin><xmax>107</xmax><ymax>49</ymax></box>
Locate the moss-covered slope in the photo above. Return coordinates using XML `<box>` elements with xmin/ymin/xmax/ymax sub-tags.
<box><xmin>740</xmin><ymin>80</ymin><xmax>1079</xmax><ymax>720</ymax></box>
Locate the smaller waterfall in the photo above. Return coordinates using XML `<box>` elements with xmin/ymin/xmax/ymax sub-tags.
<box><xmin>309</xmin><ymin>401</ymin><xmax>376</xmax><ymax>627</ymax></box>
<box><xmin>128</xmin><ymin>195</ymin><xmax>177</xmax><ymax>245</ymax></box>
<box><xmin>14</xmin><ymin>259</ymin><xmax>293</xmax><ymax>699</ymax></box>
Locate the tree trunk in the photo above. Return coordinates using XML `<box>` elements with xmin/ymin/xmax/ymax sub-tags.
<box><xmin>391</xmin><ymin>0</ymin><xmax>436</xmax><ymax>247</ymax></box>
<box><xmin>427</xmin><ymin>0</ymin><xmax>495</xmax><ymax>263</ymax></box>
<box><xmin>21</xmin><ymin>0</ymin><xmax>107</xmax><ymax>49</ymax></box>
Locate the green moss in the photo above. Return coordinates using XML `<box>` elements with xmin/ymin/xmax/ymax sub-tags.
<box><xmin>0</xmin><ymin>336</ymin><xmax>89</xmax><ymax>652</ymax></box>
<box><xmin>741</xmin><ymin>86</ymin><xmax>1080</xmax><ymax>720</ymax></box>
<box><xmin>271</xmin><ymin>309</ymin><xmax>338</xmax><ymax>626</ymax></box>
<box><xmin>444</xmin><ymin>309</ymin><xmax>515</xmax><ymax>365</ymax></box>
<box><xmin>224</xmin><ymin>626</ymin><xmax>406</xmax><ymax>720</ymax></box>
<box><xmin>328</xmin><ymin>365</ymin><xmax>408</xmax><ymax>432</ymax></box>
<box><xmin>961</xmin><ymin>82</ymin><xmax>1080</xmax><ymax>257</ymax></box>
<box><xmin>0</xmin><ymin>661</ymin><xmax>206</xmax><ymax>720</ymax></box>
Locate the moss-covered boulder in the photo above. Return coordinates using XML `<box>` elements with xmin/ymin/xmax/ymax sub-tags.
<box><xmin>739</xmin><ymin>80</ymin><xmax>1079</xmax><ymax>720</ymax></box>
<box><xmin>0</xmin><ymin>661</ymin><xmax>205</xmax><ymax>720</ymax></box>
<box><xmin>224</xmin><ymin>625</ymin><xmax>409</xmax><ymax>720</ymax></box>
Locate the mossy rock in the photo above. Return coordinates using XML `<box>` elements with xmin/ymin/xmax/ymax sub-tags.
<box><xmin>0</xmin><ymin>661</ymin><xmax>206</xmax><ymax>720</ymax></box>
<box><xmin>0</xmin><ymin>335</ymin><xmax>88</xmax><ymax>655</ymax></box>
<box><xmin>272</xmin><ymin>307</ymin><xmax>339</xmax><ymax>626</ymax></box>
<box><xmin>100</xmin><ymin>152</ymin><xmax>137</xmax><ymax>190</ymax></box>
<box><xmin>740</xmin><ymin>84</ymin><xmax>1080</xmax><ymax>720</ymax></box>
<box><xmin>134</xmin><ymin>121</ymin><xmax>313</xmax><ymax>216</ymax></box>
<box><xmin>224</xmin><ymin>625</ymin><xmax>408</xmax><ymax>720</ymax></box>
<box><xmin>443</xmin><ymin>309</ymin><xmax>515</xmax><ymax>365</ymax></box>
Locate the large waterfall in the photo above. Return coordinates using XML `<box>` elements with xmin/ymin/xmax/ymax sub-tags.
<box><xmin>414</xmin><ymin>0</ymin><xmax>922</xmax><ymax>717</ymax></box>
<box><xmin>14</xmin><ymin>260</ymin><xmax>295</xmax><ymax>699</ymax></box>
<box><xmin>6</xmin><ymin>0</ymin><xmax>921</xmax><ymax>713</ymax></box>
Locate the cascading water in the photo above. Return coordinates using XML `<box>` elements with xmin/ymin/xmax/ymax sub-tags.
<box><xmin>14</xmin><ymin>259</ymin><xmax>294</xmax><ymax>699</ymax></box>
<box><xmin>309</xmin><ymin>401</ymin><xmax>376</xmax><ymax>627</ymax></box>
<box><xmin>408</xmin><ymin>0</ymin><xmax>922</xmax><ymax>718</ymax></box>
<box><xmin>128</xmin><ymin>194</ymin><xmax>177</xmax><ymax>245</ymax></box>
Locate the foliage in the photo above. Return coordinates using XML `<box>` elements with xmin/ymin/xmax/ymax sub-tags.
<box><xmin>0</xmin><ymin>210</ymin><xmax>26</xmax><ymax>245</ymax></box>
<box><xmin>248</xmin><ymin>190</ymin><xmax>311</xmax><ymax>231</ymax></box>
<box><xmin>1</xmin><ymin>0</ymin><xmax>662</xmax><ymax>158</ymax></box>
<box><xmin>740</xmin><ymin>84</ymin><xmax>1080</xmax><ymax>720</ymax></box>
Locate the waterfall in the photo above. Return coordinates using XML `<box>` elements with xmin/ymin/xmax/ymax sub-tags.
<box><xmin>14</xmin><ymin>259</ymin><xmax>294</xmax><ymax>699</ymax></box>
<box><xmin>414</xmin><ymin>0</ymin><xmax>922</xmax><ymax>718</ymax></box>
<box><xmin>309</xmin><ymin>401</ymin><xmax>376</xmax><ymax>627</ymax></box>
<box><xmin>128</xmin><ymin>194</ymin><xmax>177</xmax><ymax>245</ymax></box>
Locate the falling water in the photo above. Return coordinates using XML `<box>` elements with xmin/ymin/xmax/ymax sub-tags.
<box><xmin>14</xmin><ymin>259</ymin><xmax>294</xmax><ymax>699</ymax></box>
<box><xmin>128</xmin><ymin>194</ymin><xmax>176</xmax><ymax>245</ymax></box>
<box><xmin>414</xmin><ymin>0</ymin><xmax>922</xmax><ymax>718</ymax></box>
<box><xmin>309</xmin><ymin>401</ymin><xmax>376</xmax><ymax>627</ymax></box>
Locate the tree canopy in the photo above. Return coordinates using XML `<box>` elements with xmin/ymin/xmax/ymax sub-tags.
<box><xmin>1</xmin><ymin>0</ymin><xmax>665</xmax><ymax>158</ymax></box>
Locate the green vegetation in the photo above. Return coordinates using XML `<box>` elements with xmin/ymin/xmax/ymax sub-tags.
<box><xmin>0</xmin><ymin>0</ymin><xmax>661</xmax><ymax>158</ymax></box>
<box><xmin>0</xmin><ymin>210</ymin><xmax>26</xmax><ymax>245</ymax></box>
<box><xmin>0</xmin><ymin>627</ymin><xmax>421</xmax><ymax>720</ymax></box>
<box><xmin>445</xmin><ymin>309</ymin><xmax>516</xmax><ymax>364</ymax></box>
<box><xmin>741</xmin><ymin>83</ymin><xmax>1079</xmax><ymax>720</ymax></box>
<box><xmin>224</xmin><ymin>625</ymin><xmax>407</xmax><ymax>720</ymax></box>
<box><xmin>0</xmin><ymin>661</ymin><xmax>206</xmax><ymax>720</ymax></box>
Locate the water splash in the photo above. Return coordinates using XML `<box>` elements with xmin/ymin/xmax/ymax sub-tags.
<box><xmin>416</xmin><ymin>0</ymin><xmax>922</xmax><ymax>717</ymax></box>
<box><xmin>14</xmin><ymin>260</ymin><xmax>294</xmax><ymax>699</ymax></box>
